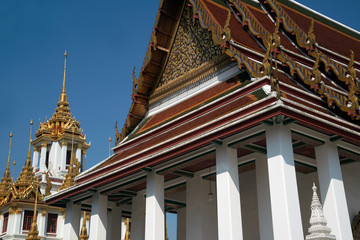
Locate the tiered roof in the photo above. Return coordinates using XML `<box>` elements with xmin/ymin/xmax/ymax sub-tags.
<box><xmin>33</xmin><ymin>51</ymin><xmax>88</xmax><ymax>147</ymax></box>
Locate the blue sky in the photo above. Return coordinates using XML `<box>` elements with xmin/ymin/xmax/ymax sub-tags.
<box><xmin>0</xmin><ymin>0</ymin><xmax>359</xmax><ymax>239</ymax></box>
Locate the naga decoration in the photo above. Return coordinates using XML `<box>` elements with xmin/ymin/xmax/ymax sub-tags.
<box><xmin>307</xmin><ymin>18</ymin><xmax>316</xmax><ymax>50</ymax></box>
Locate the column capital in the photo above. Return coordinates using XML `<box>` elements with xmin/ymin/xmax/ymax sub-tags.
<box><xmin>34</xmin><ymin>146</ymin><xmax>41</xmax><ymax>152</ymax></box>
<box><xmin>77</xmin><ymin>143</ymin><xmax>83</xmax><ymax>149</ymax></box>
<box><xmin>41</xmin><ymin>141</ymin><xmax>48</xmax><ymax>148</ymax></box>
<box><xmin>62</xmin><ymin>139</ymin><xmax>68</xmax><ymax>146</ymax></box>
<box><xmin>82</xmin><ymin>149</ymin><xmax>87</xmax><ymax>155</ymax></box>
<box><xmin>15</xmin><ymin>207</ymin><xmax>22</xmax><ymax>215</ymax></box>
<box><xmin>9</xmin><ymin>207</ymin><xmax>15</xmax><ymax>215</ymax></box>
<box><xmin>41</xmin><ymin>209</ymin><xmax>47</xmax><ymax>216</ymax></box>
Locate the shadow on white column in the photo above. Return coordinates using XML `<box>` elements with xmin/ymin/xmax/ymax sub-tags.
<box><xmin>216</xmin><ymin>144</ymin><xmax>243</xmax><ymax>240</ymax></box>
<box><xmin>63</xmin><ymin>201</ymin><xmax>81</xmax><ymax>240</ymax></box>
<box><xmin>315</xmin><ymin>142</ymin><xmax>353</xmax><ymax>240</ymax></box>
<box><xmin>131</xmin><ymin>191</ymin><xmax>145</xmax><ymax>240</ymax></box>
<box><xmin>255</xmin><ymin>153</ymin><xmax>274</xmax><ymax>240</ymax></box>
<box><xmin>89</xmin><ymin>192</ymin><xmax>108</xmax><ymax>240</ymax></box>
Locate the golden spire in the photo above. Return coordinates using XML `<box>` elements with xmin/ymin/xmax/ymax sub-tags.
<box><xmin>108</xmin><ymin>137</ymin><xmax>111</xmax><ymax>157</ymax></box>
<box><xmin>15</xmin><ymin>120</ymin><xmax>37</xmax><ymax>191</ymax></box>
<box><xmin>59</xmin><ymin>51</ymin><xmax>68</xmax><ymax>104</ymax></box>
<box><xmin>25</xmin><ymin>183</ymin><xmax>40</xmax><ymax>240</ymax></box>
<box><xmin>25</xmin><ymin>120</ymin><xmax>33</xmax><ymax>168</ymax></box>
<box><xmin>79</xmin><ymin>212</ymin><xmax>89</xmax><ymax>240</ymax></box>
<box><xmin>0</xmin><ymin>132</ymin><xmax>14</xmax><ymax>199</ymax></box>
<box><xmin>12</xmin><ymin>157</ymin><xmax>16</xmax><ymax>181</ymax></box>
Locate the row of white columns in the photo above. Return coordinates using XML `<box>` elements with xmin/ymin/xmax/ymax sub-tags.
<box><xmin>32</xmin><ymin>141</ymin><xmax>87</xmax><ymax>175</ymax></box>
<box><xmin>63</xmin><ymin>124</ymin><xmax>353</xmax><ymax>240</ymax></box>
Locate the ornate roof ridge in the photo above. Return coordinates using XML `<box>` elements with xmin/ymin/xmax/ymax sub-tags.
<box><xmin>278</xmin><ymin>0</ymin><xmax>360</xmax><ymax>40</ymax></box>
<box><xmin>227</xmin><ymin>0</ymin><xmax>360</xmax><ymax>119</ymax></box>
<box><xmin>260</xmin><ymin>0</ymin><xmax>360</xmax><ymax>84</ymax></box>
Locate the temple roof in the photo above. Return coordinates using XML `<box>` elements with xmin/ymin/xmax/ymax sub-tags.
<box><xmin>115</xmin><ymin>0</ymin><xmax>360</xmax><ymax>145</ymax></box>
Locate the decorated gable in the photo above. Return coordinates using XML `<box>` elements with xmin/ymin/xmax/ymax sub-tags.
<box><xmin>151</xmin><ymin>5</ymin><xmax>225</xmax><ymax>104</ymax></box>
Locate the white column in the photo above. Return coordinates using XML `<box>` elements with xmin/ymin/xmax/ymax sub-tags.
<box><xmin>32</xmin><ymin>147</ymin><xmax>40</xmax><ymax>169</ymax></box>
<box><xmin>40</xmin><ymin>142</ymin><xmax>47</xmax><ymax>172</ymax></box>
<box><xmin>315</xmin><ymin>142</ymin><xmax>353</xmax><ymax>240</ymax></box>
<box><xmin>89</xmin><ymin>192</ymin><xmax>108</xmax><ymax>240</ymax></box>
<box><xmin>186</xmin><ymin>175</ymin><xmax>217</xmax><ymax>240</ymax></box>
<box><xmin>108</xmin><ymin>206</ymin><xmax>122</xmax><ymax>240</ymax></box>
<box><xmin>13</xmin><ymin>208</ymin><xmax>22</xmax><ymax>234</ymax></box>
<box><xmin>63</xmin><ymin>201</ymin><xmax>81</xmax><ymax>240</ymax></box>
<box><xmin>60</xmin><ymin>140</ymin><xmax>67</xmax><ymax>172</ymax></box>
<box><xmin>266</xmin><ymin>125</ymin><xmax>303</xmax><ymax>239</ymax></box>
<box><xmin>76</xmin><ymin>145</ymin><xmax>82</xmax><ymax>168</ymax></box>
<box><xmin>145</xmin><ymin>171</ymin><xmax>164</xmax><ymax>240</ymax></box>
<box><xmin>81</xmin><ymin>149</ymin><xmax>87</xmax><ymax>172</ymax></box>
<box><xmin>38</xmin><ymin>211</ymin><xmax>46</xmax><ymax>236</ymax></box>
<box><xmin>255</xmin><ymin>154</ymin><xmax>273</xmax><ymax>240</ymax></box>
<box><xmin>131</xmin><ymin>191</ymin><xmax>145</xmax><ymax>240</ymax></box>
<box><xmin>177</xmin><ymin>208</ymin><xmax>186</xmax><ymax>240</ymax></box>
<box><xmin>7</xmin><ymin>209</ymin><xmax>15</xmax><ymax>234</ymax></box>
<box><xmin>216</xmin><ymin>144</ymin><xmax>243</xmax><ymax>240</ymax></box>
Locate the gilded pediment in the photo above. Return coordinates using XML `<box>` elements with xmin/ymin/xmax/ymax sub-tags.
<box><xmin>150</xmin><ymin>5</ymin><xmax>227</xmax><ymax>104</ymax></box>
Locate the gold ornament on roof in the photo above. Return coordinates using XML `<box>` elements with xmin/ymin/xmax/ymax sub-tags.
<box><xmin>14</xmin><ymin>121</ymin><xmax>40</xmax><ymax>197</ymax></box>
<box><xmin>108</xmin><ymin>137</ymin><xmax>112</xmax><ymax>157</ymax></box>
<box><xmin>0</xmin><ymin>132</ymin><xmax>14</xmax><ymax>201</ymax></box>
<box><xmin>307</xmin><ymin>18</ymin><xmax>316</xmax><ymax>50</ymax></box>
<box><xmin>44</xmin><ymin>171</ymin><xmax>52</xmax><ymax>196</ymax></box>
<box><xmin>25</xmin><ymin>183</ymin><xmax>40</xmax><ymax>240</ymax></box>
<box><xmin>58</xmin><ymin>131</ymin><xmax>80</xmax><ymax>190</ymax></box>
<box><xmin>79</xmin><ymin>211</ymin><xmax>89</xmax><ymax>240</ymax></box>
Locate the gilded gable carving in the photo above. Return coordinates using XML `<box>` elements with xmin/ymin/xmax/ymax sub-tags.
<box><xmin>156</xmin><ymin>5</ymin><xmax>223</xmax><ymax>89</ymax></box>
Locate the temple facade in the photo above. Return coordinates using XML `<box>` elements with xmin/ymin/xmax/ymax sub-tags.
<box><xmin>11</xmin><ymin>0</ymin><xmax>360</xmax><ymax>239</ymax></box>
